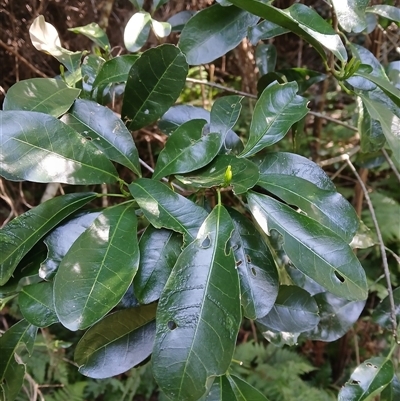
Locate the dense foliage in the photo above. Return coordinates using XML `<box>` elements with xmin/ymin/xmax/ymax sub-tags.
<box><xmin>0</xmin><ymin>1</ymin><xmax>399</xmax><ymax>400</ymax></box>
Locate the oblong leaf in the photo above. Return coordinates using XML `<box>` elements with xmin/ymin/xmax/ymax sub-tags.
<box><xmin>128</xmin><ymin>178</ymin><xmax>208</xmax><ymax>244</ymax></box>
<box><xmin>248</xmin><ymin>20</ymin><xmax>289</xmax><ymax>45</ymax></box>
<box><xmin>153</xmin><ymin>205</ymin><xmax>241</xmax><ymax>401</ymax></box>
<box><xmin>153</xmin><ymin>119</ymin><xmax>222</xmax><ymax>179</ymax></box>
<box><xmin>75</xmin><ymin>304</ymin><xmax>157</xmax><ymax>379</ymax></box>
<box><xmin>257</xmin><ymin>151</ymin><xmax>336</xmax><ymax>191</ymax></box>
<box><xmin>122</xmin><ymin>44</ymin><xmax>188</xmax><ymax>131</ymax></box>
<box><xmin>258</xmin><ymin>175</ymin><xmax>359</xmax><ymax>242</ymax></box>
<box><xmin>133</xmin><ymin>226</ymin><xmax>182</xmax><ymax>304</ymax></box>
<box><xmin>176</xmin><ymin>155</ymin><xmax>259</xmax><ymax>195</ymax></box>
<box><xmin>229</xmin><ymin>208</ymin><xmax>279</xmax><ymax>319</ymax></box>
<box><xmin>338</xmin><ymin>357</ymin><xmax>394</xmax><ymax>401</ymax></box>
<box><xmin>62</xmin><ymin>99</ymin><xmax>141</xmax><ymax>175</ymax></box>
<box><xmin>239</xmin><ymin>81</ymin><xmax>309</xmax><ymax>158</ymax></box>
<box><xmin>304</xmin><ymin>292</ymin><xmax>366</xmax><ymax>342</ymax></box>
<box><xmin>54</xmin><ymin>202</ymin><xmax>140</xmax><ymax>331</ymax></box>
<box><xmin>257</xmin><ymin>285</ymin><xmax>319</xmax><ymax>333</ymax></box>
<box><xmin>372</xmin><ymin>287</ymin><xmax>400</xmax><ymax>330</ymax></box>
<box><xmin>367</xmin><ymin>5</ymin><xmax>400</xmax><ymax>22</ymax></box>
<box><xmin>248</xmin><ymin>192</ymin><xmax>368</xmax><ymax>301</ymax></box>
<box><xmin>3</xmin><ymin>78</ymin><xmax>80</xmax><ymax>118</ymax></box>
<box><xmin>0</xmin><ymin>111</ymin><xmax>119</xmax><ymax>184</ymax></box>
<box><xmin>331</xmin><ymin>0</ymin><xmax>368</xmax><ymax>33</ymax></box>
<box><xmin>19</xmin><ymin>281</ymin><xmax>58</xmax><ymax>327</ymax></box>
<box><xmin>40</xmin><ymin>210</ymin><xmax>102</xmax><ymax>280</ymax></box>
<box><xmin>256</xmin><ymin>44</ymin><xmax>277</xmax><ymax>76</ymax></box>
<box><xmin>0</xmin><ymin>192</ymin><xmax>97</xmax><ymax>286</ymax></box>
<box><xmin>210</xmin><ymin>96</ymin><xmax>243</xmax><ymax>137</ymax></box>
<box><xmin>178</xmin><ymin>4</ymin><xmax>259</xmax><ymax>65</ymax></box>
<box><xmin>124</xmin><ymin>11</ymin><xmax>151</xmax><ymax>52</ymax></box>
<box><xmin>227</xmin><ymin>375</ymin><xmax>271</xmax><ymax>401</ymax></box>
<box><xmin>69</xmin><ymin>23</ymin><xmax>110</xmax><ymax>50</ymax></box>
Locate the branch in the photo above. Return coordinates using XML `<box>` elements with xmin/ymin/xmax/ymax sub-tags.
<box><xmin>344</xmin><ymin>155</ymin><xmax>398</xmax><ymax>342</ymax></box>
<box><xmin>382</xmin><ymin>148</ymin><xmax>400</xmax><ymax>183</ymax></box>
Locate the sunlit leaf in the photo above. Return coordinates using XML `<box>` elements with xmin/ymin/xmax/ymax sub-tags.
<box><xmin>124</xmin><ymin>11</ymin><xmax>151</xmax><ymax>52</ymax></box>
<box><xmin>69</xmin><ymin>22</ymin><xmax>110</xmax><ymax>50</ymax></box>
<box><xmin>331</xmin><ymin>0</ymin><xmax>369</xmax><ymax>33</ymax></box>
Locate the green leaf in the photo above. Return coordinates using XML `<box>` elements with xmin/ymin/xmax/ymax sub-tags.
<box><xmin>134</xmin><ymin>226</ymin><xmax>182</xmax><ymax>304</ymax></box>
<box><xmin>257</xmin><ymin>175</ymin><xmax>359</xmax><ymax>243</ymax></box>
<box><xmin>366</xmin><ymin>5</ymin><xmax>400</xmax><ymax>23</ymax></box>
<box><xmin>40</xmin><ymin>210</ymin><xmax>101</xmax><ymax>280</ymax></box>
<box><xmin>128</xmin><ymin>178</ymin><xmax>208</xmax><ymax>244</ymax></box>
<box><xmin>3</xmin><ymin>78</ymin><xmax>80</xmax><ymax>118</ymax></box>
<box><xmin>256</xmin><ymin>44</ymin><xmax>277</xmax><ymax>76</ymax></box>
<box><xmin>372</xmin><ymin>287</ymin><xmax>400</xmax><ymax>330</ymax></box>
<box><xmin>248</xmin><ymin>20</ymin><xmax>289</xmax><ymax>45</ymax></box>
<box><xmin>210</xmin><ymin>95</ymin><xmax>243</xmax><ymax>137</ymax></box>
<box><xmin>247</xmin><ymin>193</ymin><xmax>368</xmax><ymax>301</ymax></box>
<box><xmin>29</xmin><ymin>15</ymin><xmax>83</xmax><ymax>72</ymax></box>
<box><xmin>229</xmin><ymin>1</ymin><xmax>347</xmax><ymax>62</ymax></box>
<box><xmin>176</xmin><ymin>155</ymin><xmax>259</xmax><ymax>195</ymax></box>
<box><xmin>239</xmin><ymin>81</ymin><xmax>309</xmax><ymax>158</ymax></box>
<box><xmin>168</xmin><ymin>11</ymin><xmax>196</xmax><ymax>32</ymax></box>
<box><xmin>54</xmin><ymin>202</ymin><xmax>140</xmax><ymax>331</ymax></box>
<box><xmin>227</xmin><ymin>374</ymin><xmax>271</xmax><ymax>401</ymax></box>
<box><xmin>19</xmin><ymin>281</ymin><xmax>58</xmax><ymax>327</ymax></box>
<box><xmin>151</xmin><ymin>19</ymin><xmax>171</xmax><ymax>38</ymax></box>
<box><xmin>0</xmin><ymin>192</ymin><xmax>97</xmax><ymax>286</ymax></box>
<box><xmin>229</xmin><ymin>208</ymin><xmax>278</xmax><ymax>319</ymax></box>
<box><xmin>62</xmin><ymin>99</ymin><xmax>141</xmax><ymax>175</ymax></box>
<box><xmin>257</xmin><ymin>285</ymin><xmax>319</xmax><ymax>333</ymax></box>
<box><xmin>92</xmin><ymin>55</ymin><xmax>139</xmax><ymax>88</ymax></box>
<box><xmin>124</xmin><ymin>11</ymin><xmax>151</xmax><ymax>52</ymax></box>
<box><xmin>75</xmin><ymin>304</ymin><xmax>157</xmax><ymax>378</ymax></box>
<box><xmin>81</xmin><ymin>54</ymin><xmax>104</xmax><ymax>97</ymax></box>
<box><xmin>153</xmin><ymin>205</ymin><xmax>241</xmax><ymax>401</ymax></box>
<box><xmin>202</xmin><ymin>375</ymin><xmax>235</xmax><ymax>401</ymax></box>
<box><xmin>257</xmin><ymin>151</ymin><xmax>336</xmax><ymax>191</ymax></box>
<box><xmin>357</xmin><ymin>95</ymin><xmax>400</xmax><ymax>168</ymax></box>
<box><xmin>178</xmin><ymin>4</ymin><xmax>259</xmax><ymax>65</ymax></box>
<box><xmin>381</xmin><ymin>375</ymin><xmax>400</xmax><ymax>401</ymax></box>
<box><xmin>304</xmin><ymin>292</ymin><xmax>366</xmax><ymax>342</ymax></box>
<box><xmin>0</xmin><ymin>320</ymin><xmax>37</xmax><ymax>401</ymax></box>
<box><xmin>122</xmin><ymin>44</ymin><xmax>188</xmax><ymax>131</ymax></box>
<box><xmin>331</xmin><ymin>0</ymin><xmax>369</xmax><ymax>33</ymax></box>
<box><xmin>0</xmin><ymin>111</ymin><xmax>119</xmax><ymax>184</ymax></box>
<box><xmin>338</xmin><ymin>357</ymin><xmax>394</xmax><ymax>401</ymax></box>
<box><xmin>69</xmin><ymin>23</ymin><xmax>110</xmax><ymax>50</ymax></box>
<box><xmin>153</xmin><ymin>119</ymin><xmax>223</xmax><ymax>179</ymax></box>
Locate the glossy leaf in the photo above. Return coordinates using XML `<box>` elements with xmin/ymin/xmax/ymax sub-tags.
<box><xmin>229</xmin><ymin>1</ymin><xmax>347</xmax><ymax>62</ymax></box>
<box><xmin>124</xmin><ymin>11</ymin><xmax>151</xmax><ymax>52</ymax></box>
<box><xmin>338</xmin><ymin>357</ymin><xmax>394</xmax><ymax>401</ymax></box>
<box><xmin>133</xmin><ymin>226</ymin><xmax>182</xmax><ymax>304</ymax></box>
<box><xmin>62</xmin><ymin>99</ymin><xmax>141</xmax><ymax>175</ymax></box>
<box><xmin>248</xmin><ymin>20</ymin><xmax>289</xmax><ymax>45</ymax></box>
<box><xmin>92</xmin><ymin>55</ymin><xmax>139</xmax><ymax>88</ymax></box>
<box><xmin>0</xmin><ymin>192</ymin><xmax>96</xmax><ymax>286</ymax></box>
<box><xmin>151</xmin><ymin>19</ymin><xmax>171</xmax><ymax>38</ymax></box>
<box><xmin>305</xmin><ymin>292</ymin><xmax>366</xmax><ymax>342</ymax></box>
<box><xmin>247</xmin><ymin>192</ymin><xmax>368</xmax><ymax>301</ymax></box>
<box><xmin>153</xmin><ymin>119</ymin><xmax>222</xmax><ymax>179</ymax></box>
<box><xmin>372</xmin><ymin>287</ymin><xmax>400</xmax><ymax>330</ymax></box>
<box><xmin>153</xmin><ymin>205</ymin><xmax>241</xmax><ymax>401</ymax></box>
<box><xmin>159</xmin><ymin>105</ymin><xmax>210</xmax><ymax>135</ymax></box>
<box><xmin>40</xmin><ymin>211</ymin><xmax>101</xmax><ymax>280</ymax></box>
<box><xmin>0</xmin><ymin>320</ymin><xmax>37</xmax><ymax>401</ymax></box>
<box><xmin>3</xmin><ymin>78</ymin><xmax>80</xmax><ymax>118</ymax></box>
<box><xmin>178</xmin><ymin>4</ymin><xmax>259</xmax><ymax>65</ymax></box>
<box><xmin>81</xmin><ymin>54</ymin><xmax>104</xmax><ymax>96</ymax></box>
<box><xmin>277</xmin><ymin>68</ymin><xmax>327</xmax><ymax>94</ymax></box>
<box><xmin>176</xmin><ymin>155</ymin><xmax>259</xmax><ymax>195</ymax></box>
<box><xmin>202</xmin><ymin>375</ymin><xmax>235</xmax><ymax>401</ymax></box>
<box><xmin>54</xmin><ymin>202</ymin><xmax>140</xmax><ymax>331</ymax></box>
<box><xmin>257</xmin><ymin>285</ymin><xmax>319</xmax><ymax>333</ymax></box>
<box><xmin>168</xmin><ymin>11</ymin><xmax>196</xmax><ymax>32</ymax></box>
<box><xmin>0</xmin><ymin>111</ymin><xmax>119</xmax><ymax>184</ymax></box>
<box><xmin>381</xmin><ymin>375</ymin><xmax>400</xmax><ymax>401</ymax></box>
<box><xmin>239</xmin><ymin>81</ymin><xmax>309</xmax><ymax>158</ymax></box>
<box><xmin>29</xmin><ymin>15</ymin><xmax>83</xmax><ymax>72</ymax></box>
<box><xmin>228</xmin><ymin>209</ymin><xmax>278</xmax><ymax>319</ymax></box>
<box><xmin>122</xmin><ymin>44</ymin><xmax>188</xmax><ymax>131</ymax></box>
<box><xmin>256</xmin><ymin>44</ymin><xmax>277</xmax><ymax>76</ymax></box>
<box><xmin>331</xmin><ymin>0</ymin><xmax>368</xmax><ymax>33</ymax></box>
<box><xmin>257</xmin><ymin>175</ymin><xmax>359</xmax><ymax>242</ymax></box>
<box><xmin>128</xmin><ymin>178</ymin><xmax>208</xmax><ymax>244</ymax></box>
<box><xmin>19</xmin><ymin>281</ymin><xmax>58</xmax><ymax>327</ymax></box>
<box><xmin>69</xmin><ymin>23</ymin><xmax>110</xmax><ymax>50</ymax></box>
<box><xmin>367</xmin><ymin>5</ymin><xmax>400</xmax><ymax>22</ymax></box>
<box><xmin>210</xmin><ymin>96</ymin><xmax>243</xmax><ymax>137</ymax></box>
<box><xmin>227</xmin><ymin>374</ymin><xmax>270</xmax><ymax>401</ymax></box>
<box><xmin>75</xmin><ymin>304</ymin><xmax>157</xmax><ymax>379</ymax></box>
<box><xmin>257</xmin><ymin>151</ymin><xmax>336</xmax><ymax>190</ymax></box>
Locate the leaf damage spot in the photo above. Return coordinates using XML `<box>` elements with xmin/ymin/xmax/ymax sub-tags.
<box><xmin>334</xmin><ymin>271</ymin><xmax>345</xmax><ymax>283</ymax></box>
<box><xmin>167</xmin><ymin>320</ymin><xmax>177</xmax><ymax>330</ymax></box>
<box><xmin>201</xmin><ymin>235</ymin><xmax>211</xmax><ymax>248</ymax></box>
<box><xmin>251</xmin><ymin>267</ymin><xmax>257</xmax><ymax>276</ymax></box>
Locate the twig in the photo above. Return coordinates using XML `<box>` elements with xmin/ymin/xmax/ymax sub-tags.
<box><xmin>382</xmin><ymin>148</ymin><xmax>400</xmax><ymax>183</ymax></box>
<box><xmin>318</xmin><ymin>145</ymin><xmax>360</xmax><ymax>167</ymax></box>
<box><xmin>40</xmin><ymin>183</ymin><xmax>60</xmax><ymax>203</ymax></box>
<box><xmin>186</xmin><ymin>78</ymin><xmax>257</xmax><ymax>98</ymax></box>
<box><xmin>0</xmin><ymin>39</ymin><xmax>48</xmax><ymax>78</ymax></box>
<box><xmin>344</xmin><ymin>155</ymin><xmax>398</xmax><ymax>342</ymax></box>
<box><xmin>308</xmin><ymin>111</ymin><xmax>358</xmax><ymax>132</ymax></box>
